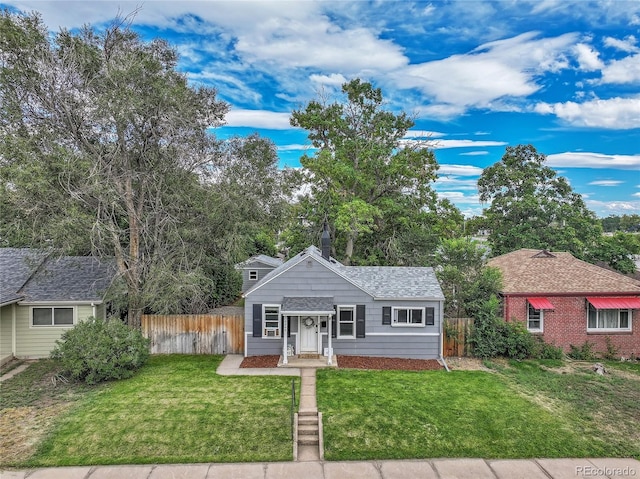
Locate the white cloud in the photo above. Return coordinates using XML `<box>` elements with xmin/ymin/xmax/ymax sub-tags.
<box><xmin>437</xmin><ymin>191</ymin><xmax>480</xmax><ymax>203</ymax></box>
<box><xmin>432</xmin><ymin>139</ymin><xmax>508</xmax><ymax>149</ymax></box>
<box><xmin>633</xmin><ymin>192</ymin><xmax>640</xmax><ymax>198</ymax></box>
<box><xmin>599</xmin><ymin>53</ymin><xmax>640</xmax><ymax>84</ymax></box>
<box><xmin>574</xmin><ymin>43</ymin><xmax>603</xmax><ymax>71</ymax></box>
<box><xmin>437</xmin><ymin>164</ymin><xmax>484</xmax><ymax>176</ymax></box>
<box><xmin>535</xmin><ymin>96</ymin><xmax>640</xmax><ymax>129</ymax></box>
<box><xmin>309</xmin><ymin>73</ymin><xmax>348</xmax><ymax>87</ymax></box>
<box><xmin>460</xmin><ymin>151</ymin><xmax>490</xmax><ymax>156</ymax></box>
<box><xmin>394</xmin><ymin>31</ymin><xmax>577</xmax><ymax>117</ymax></box>
<box><xmin>603</xmin><ymin>35</ymin><xmax>638</xmax><ymax>53</ymax></box>
<box><xmin>277</xmin><ymin>144</ymin><xmax>316</xmax><ymax>152</ymax></box>
<box><xmin>586</xmin><ymin>199</ymin><xmax>640</xmax><ymax>215</ymax></box>
<box><xmin>404</xmin><ymin>130</ymin><xmax>447</xmax><ymax>139</ymax></box>
<box><xmin>225</xmin><ymin>109</ymin><xmax>292</xmax><ymax>129</ymax></box>
<box><xmin>588</xmin><ymin>180</ymin><xmax>623</xmax><ymax>186</ymax></box>
<box><xmin>546</xmin><ymin>152</ymin><xmax>640</xmax><ymax>170</ymax></box>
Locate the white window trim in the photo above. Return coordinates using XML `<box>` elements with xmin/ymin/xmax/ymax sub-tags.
<box><xmin>587</xmin><ymin>307</ymin><xmax>632</xmax><ymax>333</ymax></box>
<box><xmin>527</xmin><ymin>303</ymin><xmax>544</xmax><ymax>333</ymax></box>
<box><xmin>337</xmin><ymin>305</ymin><xmax>356</xmax><ymax>339</ymax></box>
<box><xmin>30</xmin><ymin>306</ymin><xmax>77</xmax><ymax>328</ymax></box>
<box><xmin>391</xmin><ymin>306</ymin><xmax>426</xmax><ymax>328</ymax></box>
<box><xmin>249</xmin><ymin>270</ymin><xmax>258</xmax><ymax>281</ymax></box>
<box><xmin>262</xmin><ymin>304</ymin><xmax>281</xmax><ymax>339</ymax></box>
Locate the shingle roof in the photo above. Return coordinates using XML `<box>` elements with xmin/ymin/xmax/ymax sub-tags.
<box><xmin>487</xmin><ymin>248</ymin><xmax>640</xmax><ymax>295</ymax></box>
<box><xmin>246</xmin><ymin>245</ymin><xmax>444</xmax><ymax>300</ymax></box>
<box><xmin>235</xmin><ymin>254</ymin><xmax>283</xmax><ymax>269</ymax></box>
<box><xmin>0</xmin><ymin>248</ymin><xmax>116</xmax><ymax>304</ymax></box>
<box><xmin>21</xmin><ymin>255</ymin><xmax>116</xmax><ymax>302</ymax></box>
<box><xmin>281</xmin><ymin>296</ymin><xmax>335</xmax><ymax>314</ymax></box>
<box><xmin>340</xmin><ymin>266</ymin><xmax>444</xmax><ymax>300</ymax></box>
<box><xmin>0</xmin><ymin>248</ymin><xmax>46</xmax><ymax>305</ymax></box>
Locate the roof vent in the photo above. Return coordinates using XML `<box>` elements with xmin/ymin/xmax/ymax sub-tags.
<box><xmin>532</xmin><ymin>250</ymin><xmax>556</xmax><ymax>258</ymax></box>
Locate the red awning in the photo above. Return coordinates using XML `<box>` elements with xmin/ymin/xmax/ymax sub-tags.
<box><xmin>527</xmin><ymin>297</ymin><xmax>555</xmax><ymax>310</ymax></box>
<box><xmin>587</xmin><ymin>297</ymin><xmax>640</xmax><ymax>309</ymax></box>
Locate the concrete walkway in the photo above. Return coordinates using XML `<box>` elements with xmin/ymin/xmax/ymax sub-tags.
<box><xmin>3</xmin><ymin>458</ymin><xmax>639</xmax><ymax>479</ymax></box>
<box><xmin>0</xmin><ymin>363</ymin><xmax>30</xmax><ymax>382</ymax></box>
<box><xmin>215</xmin><ymin>354</ymin><xmax>300</xmax><ymax>376</ymax></box>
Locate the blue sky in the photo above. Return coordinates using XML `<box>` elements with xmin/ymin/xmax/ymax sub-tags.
<box><xmin>3</xmin><ymin>0</ymin><xmax>639</xmax><ymax>218</ymax></box>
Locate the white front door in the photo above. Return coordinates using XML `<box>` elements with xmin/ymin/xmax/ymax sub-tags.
<box><xmin>299</xmin><ymin>316</ymin><xmax>318</xmax><ymax>353</ymax></box>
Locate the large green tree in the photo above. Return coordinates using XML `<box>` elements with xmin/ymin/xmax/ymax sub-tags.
<box><xmin>1</xmin><ymin>12</ymin><xmax>231</xmax><ymax>327</ymax></box>
<box><xmin>287</xmin><ymin>79</ymin><xmax>458</xmax><ymax>265</ymax></box>
<box><xmin>434</xmin><ymin>237</ymin><xmax>502</xmax><ymax>318</ymax></box>
<box><xmin>478</xmin><ymin>144</ymin><xmax>601</xmax><ymax>258</ymax></box>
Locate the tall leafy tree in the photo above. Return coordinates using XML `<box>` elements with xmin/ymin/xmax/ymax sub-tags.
<box><xmin>1</xmin><ymin>12</ymin><xmax>228</xmax><ymax>327</ymax></box>
<box><xmin>288</xmin><ymin>78</ymin><xmax>453</xmax><ymax>265</ymax></box>
<box><xmin>478</xmin><ymin>144</ymin><xmax>601</xmax><ymax>258</ymax></box>
<box><xmin>434</xmin><ymin>237</ymin><xmax>502</xmax><ymax>318</ymax></box>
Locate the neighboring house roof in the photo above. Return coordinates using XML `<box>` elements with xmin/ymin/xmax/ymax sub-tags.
<box><xmin>0</xmin><ymin>248</ymin><xmax>116</xmax><ymax>304</ymax></box>
<box><xmin>245</xmin><ymin>245</ymin><xmax>444</xmax><ymax>301</ymax></box>
<box><xmin>0</xmin><ymin>248</ymin><xmax>47</xmax><ymax>305</ymax></box>
<box><xmin>487</xmin><ymin>248</ymin><xmax>640</xmax><ymax>295</ymax></box>
<box><xmin>235</xmin><ymin>254</ymin><xmax>283</xmax><ymax>269</ymax></box>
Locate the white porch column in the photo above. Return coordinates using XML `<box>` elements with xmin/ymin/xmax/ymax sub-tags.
<box><xmin>282</xmin><ymin>313</ymin><xmax>288</xmax><ymax>365</ymax></box>
<box><xmin>327</xmin><ymin>313</ymin><xmax>333</xmax><ymax>365</ymax></box>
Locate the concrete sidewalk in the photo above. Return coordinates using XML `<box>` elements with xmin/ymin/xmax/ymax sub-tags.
<box><xmin>2</xmin><ymin>458</ymin><xmax>639</xmax><ymax>479</ymax></box>
<box><xmin>215</xmin><ymin>354</ymin><xmax>300</xmax><ymax>376</ymax></box>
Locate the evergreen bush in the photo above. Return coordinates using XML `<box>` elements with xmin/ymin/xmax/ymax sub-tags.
<box><xmin>51</xmin><ymin>317</ymin><xmax>150</xmax><ymax>384</ymax></box>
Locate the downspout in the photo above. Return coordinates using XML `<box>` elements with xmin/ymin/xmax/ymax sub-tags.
<box><xmin>91</xmin><ymin>302</ymin><xmax>97</xmax><ymax>319</ymax></box>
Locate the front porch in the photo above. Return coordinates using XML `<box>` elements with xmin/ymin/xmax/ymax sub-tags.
<box><xmin>277</xmin><ymin>354</ymin><xmax>338</xmax><ymax>368</ymax></box>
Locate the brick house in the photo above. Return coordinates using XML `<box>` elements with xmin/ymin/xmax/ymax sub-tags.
<box><xmin>487</xmin><ymin>249</ymin><xmax>640</xmax><ymax>358</ymax></box>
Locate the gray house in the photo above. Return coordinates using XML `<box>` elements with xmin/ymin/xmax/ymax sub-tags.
<box><xmin>0</xmin><ymin>248</ymin><xmax>115</xmax><ymax>362</ymax></box>
<box><xmin>235</xmin><ymin>254</ymin><xmax>283</xmax><ymax>293</ymax></box>
<box><xmin>243</xmin><ymin>236</ymin><xmax>445</xmax><ymax>365</ymax></box>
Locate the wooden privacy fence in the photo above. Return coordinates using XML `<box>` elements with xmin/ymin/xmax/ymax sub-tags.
<box><xmin>443</xmin><ymin>317</ymin><xmax>474</xmax><ymax>357</ymax></box>
<box><xmin>142</xmin><ymin>311</ymin><xmax>244</xmax><ymax>355</ymax></box>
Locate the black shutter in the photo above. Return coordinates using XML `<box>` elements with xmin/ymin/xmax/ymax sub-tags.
<box><xmin>284</xmin><ymin>316</ymin><xmax>291</xmax><ymax>338</ymax></box>
<box><xmin>382</xmin><ymin>306</ymin><xmax>391</xmax><ymax>325</ymax></box>
<box><xmin>356</xmin><ymin>305</ymin><xmax>366</xmax><ymax>338</ymax></box>
<box><xmin>426</xmin><ymin>307</ymin><xmax>435</xmax><ymax>326</ymax></box>
<box><xmin>332</xmin><ymin>305</ymin><xmax>337</xmax><ymax>338</ymax></box>
<box><xmin>253</xmin><ymin>304</ymin><xmax>262</xmax><ymax>337</ymax></box>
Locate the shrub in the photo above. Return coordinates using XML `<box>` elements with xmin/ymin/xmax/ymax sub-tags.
<box><xmin>567</xmin><ymin>341</ymin><xmax>595</xmax><ymax>361</ymax></box>
<box><xmin>531</xmin><ymin>337</ymin><xmax>564</xmax><ymax>360</ymax></box>
<box><xmin>602</xmin><ymin>336</ymin><xmax>620</xmax><ymax>360</ymax></box>
<box><xmin>502</xmin><ymin>321</ymin><xmax>536</xmax><ymax>360</ymax></box>
<box><xmin>51</xmin><ymin>317</ymin><xmax>150</xmax><ymax>384</ymax></box>
<box><xmin>468</xmin><ymin>296</ymin><xmax>505</xmax><ymax>358</ymax></box>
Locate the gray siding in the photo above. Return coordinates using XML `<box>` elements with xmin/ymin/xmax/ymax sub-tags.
<box><xmin>245</xmin><ymin>256</ymin><xmax>443</xmax><ymax>359</ymax></box>
<box><xmin>240</xmin><ymin>260</ymin><xmax>279</xmax><ymax>293</ymax></box>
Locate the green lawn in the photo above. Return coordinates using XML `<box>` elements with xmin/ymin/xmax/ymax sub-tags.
<box><xmin>17</xmin><ymin>355</ymin><xmax>298</xmax><ymax>467</ymax></box>
<box><xmin>316</xmin><ymin>362</ymin><xmax>640</xmax><ymax>461</ymax></box>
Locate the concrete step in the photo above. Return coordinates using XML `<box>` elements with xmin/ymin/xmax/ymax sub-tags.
<box><xmin>298</xmin><ymin>435</ymin><xmax>319</xmax><ymax>446</ymax></box>
<box><xmin>298</xmin><ymin>417</ymin><xmax>318</xmax><ymax>426</ymax></box>
<box><xmin>298</xmin><ymin>409</ymin><xmax>318</xmax><ymax>416</ymax></box>
<box><xmin>298</xmin><ymin>425</ymin><xmax>319</xmax><ymax>435</ymax></box>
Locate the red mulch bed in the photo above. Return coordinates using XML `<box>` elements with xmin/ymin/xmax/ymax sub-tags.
<box><xmin>240</xmin><ymin>355</ymin><xmax>280</xmax><ymax>368</ymax></box>
<box><xmin>337</xmin><ymin>355</ymin><xmax>443</xmax><ymax>371</ymax></box>
<box><xmin>239</xmin><ymin>354</ymin><xmax>442</xmax><ymax>371</ymax></box>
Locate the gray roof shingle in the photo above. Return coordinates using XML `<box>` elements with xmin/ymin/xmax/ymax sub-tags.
<box><xmin>21</xmin><ymin>255</ymin><xmax>116</xmax><ymax>302</ymax></box>
<box><xmin>282</xmin><ymin>296</ymin><xmax>335</xmax><ymax>313</ymax></box>
<box><xmin>0</xmin><ymin>248</ymin><xmax>46</xmax><ymax>305</ymax></box>
<box><xmin>0</xmin><ymin>248</ymin><xmax>116</xmax><ymax>304</ymax></box>
<box><xmin>246</xmin><ymin>245</ymin><xmax>444</xmax><ymax>300</ymax></box>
